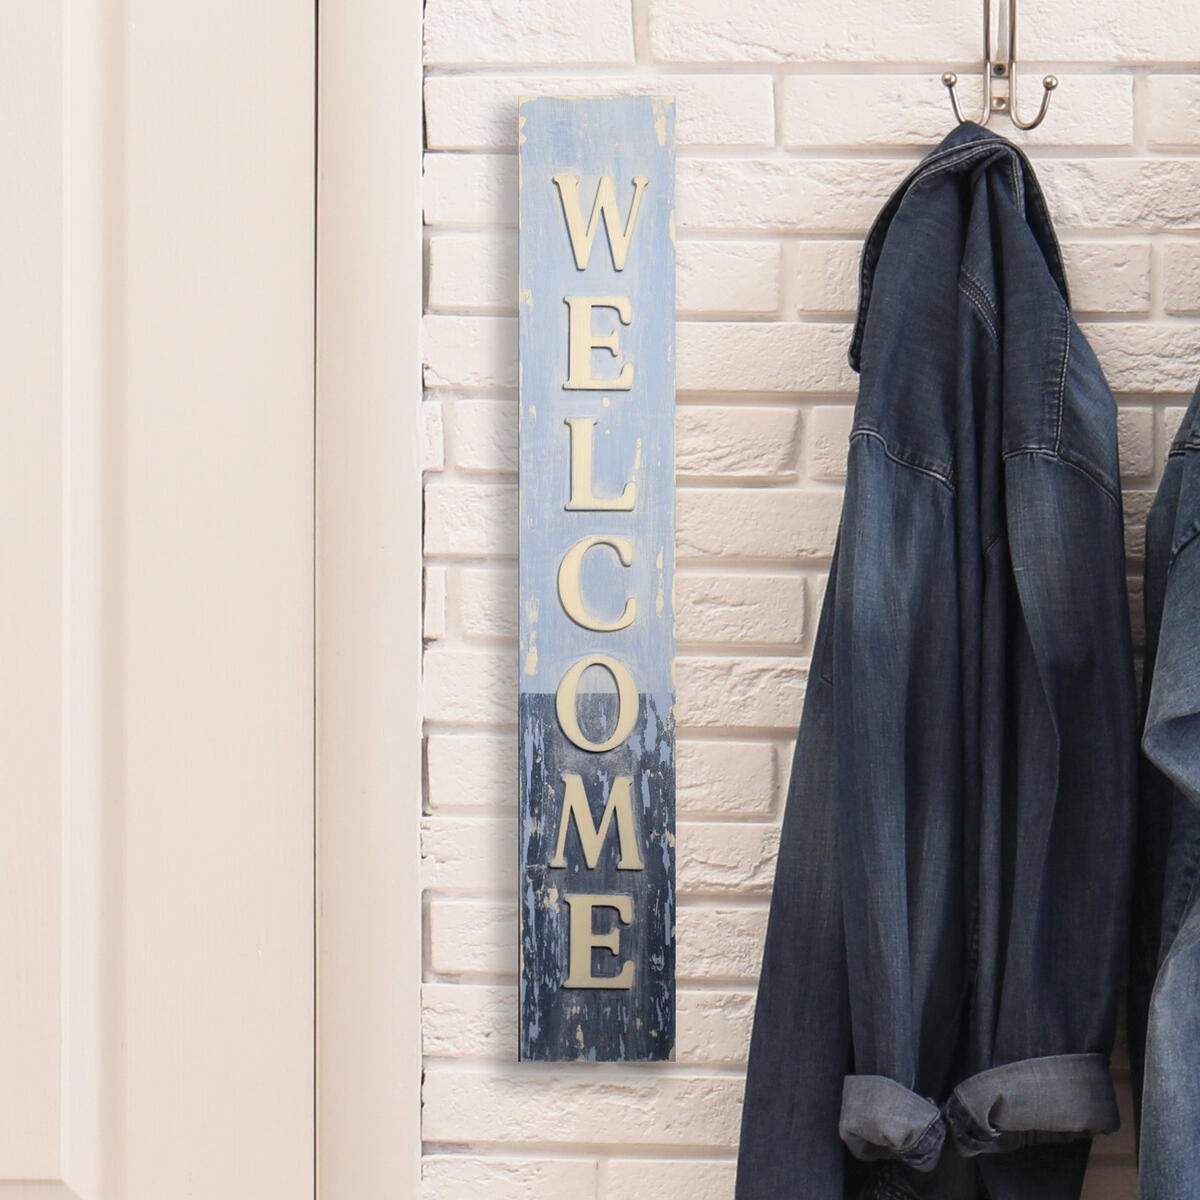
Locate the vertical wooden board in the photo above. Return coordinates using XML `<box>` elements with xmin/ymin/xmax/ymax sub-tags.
<box><xmin>518</xmin><ymin>96</ymin><xmax>676</xmax><ymax>1062</ymax></box>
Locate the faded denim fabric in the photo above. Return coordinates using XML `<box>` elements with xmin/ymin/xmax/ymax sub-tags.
<box><xmin>1128</xmin><ymin>382</ymin><xmax>1200</xmax><ymax>1200</ymax></box>
<box><xmin>735</xmin><ymin>121</ymin><xmax>1138</xmax><ymax>1200</ymax></box>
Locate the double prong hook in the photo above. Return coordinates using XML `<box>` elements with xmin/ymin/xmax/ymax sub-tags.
<box><xmin>942</xmin><ymin>0</ymin><xmax>1057</xmax><ymax>130</ymax></box>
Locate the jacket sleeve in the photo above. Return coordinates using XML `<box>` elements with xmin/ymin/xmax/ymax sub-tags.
<box><xmin>827</xmin><ymin>430</ymin><xmax>966</xmax><ymax>1172</ymax></box>
<box><xmin>952</xmin><ymin>325</ymin><xmax>1136</xmax><ymax>1191</ymax></box>
<box><xmin>735</xmin><ymin>551</ymin><xmax>853</xmax><ymax>1199</ymax></box>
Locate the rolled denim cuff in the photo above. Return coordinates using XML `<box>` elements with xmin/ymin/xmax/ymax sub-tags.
<box><xmin>945</xmin><ymin>1052</ymin><xmax>1119</xmax><ymax>1156</ymax></box>
<box><xmin>839</xmin><ymin>1074</ymin><xmax>946</xmax><ymax>1172</ymax></box>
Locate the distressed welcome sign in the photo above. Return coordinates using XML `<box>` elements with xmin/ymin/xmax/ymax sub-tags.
<box><xmin>517</xmin><ymin>95</ymin><xmax>676</xmax><ymax>1063</ymax></box>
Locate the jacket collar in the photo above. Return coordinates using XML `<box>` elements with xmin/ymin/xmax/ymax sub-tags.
<box><xmin>848</xmin><ymin>121</ymin><xmax>1071</xmax><ymax>373</ymax></box>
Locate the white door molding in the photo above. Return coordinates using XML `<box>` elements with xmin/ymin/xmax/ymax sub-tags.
<box><xmin>315</xmin><ymin>2</ymin><xmax>424</xmax><ymax>1196</ymax></box>
<box><xmin>1</xmin><ymin>0</ymin><xmax>317</xmax><ymax>1195</ymax></box>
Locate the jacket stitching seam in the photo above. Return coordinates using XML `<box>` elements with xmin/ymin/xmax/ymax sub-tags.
<box><xmin>850</xmin><ymin>428</ymin><xmax>956</xmax><ymax>492</ymax></box>
<box><xmin>1001</xmin><ymin>447</ymin><xmax>1119</xmax><ymax>508</ymax></box>
<box><xmin>959</xmin><ymin>265</ymin><xmax>996</xmax><ymax>313</ymax></box>
<box><xmin>959</xmin><ymin>273</ymin><xmax>1000</xmax><ymax>343</ymax></box>
<box><xmin>1054</xmin><ymin>307</ymin><xmax>1069</xmax><ymax>454</ymax></box>
<box><xmin>1168</xmin><ymin>524</ymin><xmax>1200</xmax><ymax>568</ymax></box>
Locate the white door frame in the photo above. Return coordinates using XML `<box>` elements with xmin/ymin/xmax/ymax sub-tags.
<box><xmin>315</xmin><ymin>1</ymin><xmax>424</xmax><ymax>1195</ymax></box>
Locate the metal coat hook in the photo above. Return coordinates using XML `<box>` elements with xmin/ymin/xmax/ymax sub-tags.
<box><xmin>942</xmin><ymin>0</ymin><xmax>1058</xmax><ymax>130</ymax></box>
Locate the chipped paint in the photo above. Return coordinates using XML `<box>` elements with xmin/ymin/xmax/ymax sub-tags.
<box><xmin>652</xmin><ymin>97</ymin><xmax>670</xmax><ymax>147</ymax></box>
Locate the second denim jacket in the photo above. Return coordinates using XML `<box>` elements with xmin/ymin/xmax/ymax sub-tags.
<box><xmin>1128</xmin><ymin>381</ymin><xmax>1200</xmax><ymax>1199</ymax></box>
<box><xmin>736</xmin><ymin>122</ymin><xmax>1139</xmax><ymax>1200</ymax></box>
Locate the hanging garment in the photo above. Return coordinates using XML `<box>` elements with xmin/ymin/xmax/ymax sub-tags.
<box><xmin>735</xmin><ymin>121</ymin><xmax>1139</xmax><ymax>1200</ymax></box>
<box><xmin>1128</xmin><ymin>381</ymin><xmax>1200</xmax><ymax>1200</ymax></box>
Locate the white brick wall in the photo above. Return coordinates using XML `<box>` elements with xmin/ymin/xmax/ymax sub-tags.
<box><xmin>421</xmin><ymin>3</ymin><xmax>1200</xmax><ymax>1195</ymax></box>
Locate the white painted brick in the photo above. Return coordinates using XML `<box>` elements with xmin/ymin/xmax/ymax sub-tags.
<box><xmin>678</xmin><ymin>740</ymin><xmax>780</xmax><ymax>817</ymax></box>
<box><xmin>422</xmin><ymin>815</ymin><xmax>513</xmax><ymax>893</ymax></box>
<box><xmin>428</xmin><ymin>317</ymin><xmax>856</xmax><ymax>395</ymax></box>
<box><xmin>428</xmin><ymin>737</ymin><xmax>777</xmax><ymax>816</ymax></box>
<box><xmin>789</xmin><ymin>240</ymin><xmax>861</xmax><ymax>314</ymax></box>
<box><xmin>1116</xmin><ymin>407</ymin><xmax>1155</xmax><ymax>479</ymax></box>
<box><xmin>422</xmin><ymin>399</ymin><xmax>446</xmax><ymax>470</ymax></box>
<box><xmin>424</xmin><ymin>566</ymin><xmax>448</xmax><ymax>641</ymax></box>
<box><xmin>678</xmin><ymin>322</ymin><xmax>855</xmax><ymax>393</ymax></box>
<box><xmin>428</xmin><ymin>234</ymin><xmax>514</xmax><ymax>312</ymax></box>
<box><xmin>429</xmin><ymin>898</ymin><xmax>767</xmax><ymax>981</ymax></box>
<box><xmin>677</xmin><ymin>655</ymin><xmax>807</xmax><ymax>730</ymax></box>
<box><xmin>423</xmin><ymin>1067</ymin><xmax>743</xmax><ymax>1146</ymax></box>
<box><xmin>1024</xmin><ymin>1</ymin><xmax>1200</xmax><ymax>61</ymax></box>
<box><xmin>1083</xmin><ymin>323</ymin><xmax>1200</xmax><ymax>393</ymax></box>
<box><xmin>790</xmin><ymin>238</ymin><xmax>1152</xmax><ymax>317</ymax></box>
<box><xmin>1162</xmin><ymin>241</ymin><xmax>1200</xmax><ymax>315</ymax></box>
<box><xmin>424</xmin><ymin>153</ymin><xmax>517</xmax><ymax>227</ymax></box>
<box><xmin>1062</xmin><ymin>242</ymin><xmax>1151</xmax><ymax>314</ymax></box>
<box><xmin>430</xmin><ymin>315</ymin><xmax>1193</xmax><ymax>409</ymax></box>
<box><xmin>424</xmin><ymin>0</ymin><xmax>634</xmax><ymax>66</ymax></box>
<box><xmin>456</xmin><ymin>566</ymin><xmax>515</xmax><ymax>640</ymax></box>
<box><xmin>428</xmin><ymin>899</ymin><xmax>514</xmax><ymax>976</ymax></box>
<box><xmin>1038</xmin><ymin>160</ymin><xmax>1200</xmax><ymax>231</ymax></box>
<box><xmin>678</xmin><ymin>406</ymin><xmax>799</xmax><ymax>478</ymax></box>
<box><xmin>1146</xmin><ymin>75</ymin><xmax>1200</xmax><ymax>147</ymax></box>
<box><xmin>453</xmin><ymin>398</ymin><xmax>805</xmax><ymax>477</ymax></box>
<box><xmin>1121</xmin><ymin>490</ymin><xmax>1156</xmax><ymax>564</ymax></box>
<box><xmin>679</xmin><ymin>821</ymin><xmax>779</xmax><ymax>893</ymax></box>
<box><xmin>678</xmin><ymin>158</ymin><xmax>902</xmax><ymax>234</ymax></box>
<box><xmin>678</xmin><ymin>906</ymin><xmax>768</xmax><ymax>980</ymax></box>
<box><xmin>422</xmin><ymin>983</ymin><xmax>755</xmax><ymax>1065</ymax></box>
<box><xmin>455</xmin><ymin>565</ymin><xmax>806</xmax><ymax>647</ymax></box>
<box><xmin>648</xmin><ymin>0</ymin><xmax>973</xmax><ymax>63</ymax></box>
<box><xmin>448</xmin><ymin>399</ymin><xmax>802</xmax><ymax>478</ymax></box>
<box><xmin>423</xmin><ymin>982</ymin><xmax>517</xmax><ymax>1058</ymax></box>
<box><xmin>678</xmin><ymin>489</ymin><xmax>843</xmax><ymax>560</ymax></box>
<box><xmin>419</xmin><ymin>3</ymin><xmax>1188</xmax><ymax>1184</ymax></box>
<box><xmin>425</xmin><ymin>482</ymin><xmax>515</xmax><ymax>557</ymax></box>
<box><xmin>424</xmin><ymin>315</ymin><xmax>516</xmax><ymax>389</ymax></box>
<box><xmin>607</xmin><ymin>1159</ymin><xmax>737</xmax><ymax>1200</ymax></box>
<box><xmin>810</xmin><ymin>571</ymin><xmax>829</xmax><ymax>618</ymax></box>
<box><xmin>423</xmin><ymin>649</ymin><xmax>515</xmax><ymax>725</ymax></box>
<box><xmin>678</xmin><ymin>242</ymin><xmax>781</xmax><ymax>316</ymax></box>
<box><xmin>783</xmin><ymin>75</ymin><xmax>1133</xmax><ymax>149</ymax></box>
<box><xmin>677</xmin><ymin>988</ymin><xmax>757</xmax><ymax>1064</ymax></box>
<box><xmin>653</xmin><ymin>0</ymin><xmax>1200</xmax><ymax>62</ymax></box>
<box><xmin>806</xmin><ymin>405</ymin><xmax>855</xmax><ymax>481</ymax></box>
<box><xmin>426</xmin><ymin>732</ymin><xmax>515</xmax><ymax>810</ymax></box>
<box><xmin>677</xmin><ymin>572</ymin><xmax>805</xmax><ymax>645</ymax></box>
<box><xmin>425</xmin><ymin>74</ymin><xmax>774</xmax><ymax>149</ymax></box>
<box><xmin>448</xmin><ymin>398</ymin><xmax>516</xmax><ymax>473</ymax></box>
<box><xmin>424</xmin><ymin>1155</ymin><xmax>598</xmax><ymax>1200</ymax></box>
<box><xmin>421</xmin><ymin>815</ymin><xmax>779</xmax><ymax>895</ymax></box>
<box><xmin>429</xmin><ymin>235</ymin><xmax>779</xmax><ymax>316</ymax></box>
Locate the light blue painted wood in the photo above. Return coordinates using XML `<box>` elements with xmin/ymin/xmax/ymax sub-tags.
<box><xmin>518</xmin><ymin>95</ymin><xmax>676</xmax><ymax>1063</ymax></box>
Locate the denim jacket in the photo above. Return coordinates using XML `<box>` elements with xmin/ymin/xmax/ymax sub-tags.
<box><xmin>1128</xmin><ymin>381</ymin><xmax>1200</xmax><ymax>1199</ymax></box>
<box><xmin>736</xmin><ymin>122</ymin><xmax>1138</xmax><ymax>1200</ymax></box>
